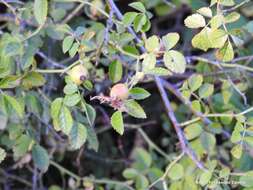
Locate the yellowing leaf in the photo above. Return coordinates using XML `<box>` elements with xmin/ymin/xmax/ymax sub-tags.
<box><xmin>192</xmin><ymin>27</ymin><xmax>212</xmax><ymax>51</ymax></box>
<box><xmin>145</xmin><ymin>35</ymin><xmax>160</xmax><ymax>52</ymax></box>
<box><xmin>215</xmin><ymin>40</ymin><xmax>234</xmax><ymax>62</ymax></box>
<box><xmin>163</xmin><ymin>50</ymin><xmax>186</xmax><ymax>74</ymax></box>
<box><xmin>197</xmin><ymin>7</ymin><xmax>212</xmax><ymax>18</ymax></box>
<box><xmin>162</xmin><ymin>32</ymin><xmax>180</xmax><ymax>50</ymax></box>
<box><xmin>225</xmin><ymin>12</ymin><xmax>240</xmax><ymax>23</ymax></box>
<box><xmin>184</xmin><ymin>13</ymin><xmax>206</xmax><ymax>28</ymax></box>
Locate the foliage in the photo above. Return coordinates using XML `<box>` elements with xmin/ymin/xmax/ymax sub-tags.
<box><xmin>0</xmin><ymin>0</ymin><xmax>253</xmax><ymax>189</ymax></box>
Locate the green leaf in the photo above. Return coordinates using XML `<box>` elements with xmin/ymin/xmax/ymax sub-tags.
<box><xmin>164</xmin><ymin>50</ymin><xmax>186</xmax><ymax>74</ymax></box>
<box><xmin>63</xmin><ymin>83</ymin><xmax>78</xmax><ymax>95</ymax></box>
<box><xmin>129</xmin><ymin>87</ymin><xmax>150</xmax><ymax>100</ymax></box>
<box><xmin>133</xmin><ymin>14</ymin><xmax>146</xmax><ymax>32</ymax></box>
<box><xmin>145</xmin><ymin>35</ymin><xmax>160</xmax><ymax>53</ymax></box>
<box><xmin>109</xmin><ymin>60</ymin><xmax>123</xmax><ymax>83</ymax></box>
<box><xmin>69</xmin><ymin>42</ymin><xmax>79</xmax><ymax>58</ymax></box>
<box><xmin>34</xmin><ymin>0</ymin><xmax>48</xmax><ymax>25</ymax></box>
<box><xmin>62</xmin><ymin>36</ymin><xmax>74</xmax><ymax>53</ymax></box>
<box><xmin>51</xmin><ymin>98</ymin><xmax>63</xmax><ymax>120</ymax></box>
<box><xmin>123</xmin><ymin>12</ymin><xmax>138</xmax><ymax>26</ymax></box>
<box><xmin>32</xmin><ymin>145</ymin><xmax>49</xmax><ymax>172</ymax></box>
<box><xmin>210</xmin><ymin>15</ymin><xmax>223</xmax><ymax>29</ymax></box>
<box><xmin>168</xmin><ymin>163</ymin><xmax>184</xmax><ymax>180</ymax></box>
<box><xmin>82</xmin><ymin>102</ymin><xmax>96</xmax><ymax>127</ymax></box>
<box><xmin>63</xmin><ymin>93</ymin><xmax>81</xmax><ymax>107</ymax></box>
<box><xmin>22</xmin><ymin>72</ymin><xmax>46</xmax><ymax>89</ymax></box>
<box><xmin>0</xmin><ymin>148</ymin><xmax>6</xmax><ymax>164</ymax></box>
<box><xmin>239</xmin><ymin>171</ymin><xmax>253</xmax><ymax>187</ymax></box>
<box><xmin>188</xmin><ymin>74</ymin><xmax>203</xmax><ymax>92</ymax></box>
<box><xmin>220</xmin><ymin>0</ymin><xmax>235</xmax><ymax>6</ymax></box>
<box><xmin>162</xmin><ymin>32</ymin><xmax>180</xmax><ymax>50</ymax></box>
<box><xmin>231</xmin><ymin>144</ymin><xmax>242</xmax><ymax>159</ymax></box>
<box><xmin>59</xmin><ymin>106</ymin><xmax>73</xmax><ymax>135</ymax></box>
<box><xmin>69</xmin><ymin>122</ymin><xmax>87</xmax><ymax>150</ymax></box>
<box><xmin>123</xmin><ymin>168</ymin><xmax>139</xmax><ymax>179</ymax></box>
<box><xmin>184</xmin><ymin>13</ymin><xmax>206</xmax><ymax>28</ymax></box>
<box><xmin>198</xmin><ymin>83</ymin><xmax>214</xmax><ymax>98</ymax></box>
<box><xmin>4</xmin><ymin>94</ymin><xmax>23</xmax><ymax>118</ymax></box>
<box><xmin>184</xmin><ymin>123</ymin><xmax>203</xmax><ymax>140</ymax></box>
<box><xmin>111</xmin><ymin>111</ymin><xmax>124</xmax><ymax>135</ymax></box>
<box><xmin>215</xmin><ymin>40</ymin><xmax>234</xmax><ymax>62</ymax></box>
<box><xmin>13</xmin><ymin>135</ymin><xmax>34</xmax><ymax>158</ymax></box>
<box><xmin>86</xmin><ymin>125</ymin><xmax>99</xmax><ymax>152</ymax></box>
<box><xmin>133</xmin><ymin>148</ymin><xmax>152</xmax><ymax>168</ymax></box>
<box><xmin>124</xmin><ymin>100</ymin><xmax>146</xmax><ymax>119</ymax></box>
<box><xmin>192</xmin><ymin>27</ymin><xmax>212</xmax><ymax>51</ymax></box>
<box><xmin>200</xmin><ymin>132</ymin><xmax>216</xmax><ymax>152</ymax></box>
<box><xmin>225</xmin><ymin>12</ymin><xmax>240</xmax><ymax>23</ymax></box>
<box><xmin>129</xmin><ymin>2</ymin><xmax>146</xmax><ymax>13</ymax></box>
<box><xmin>142</xmin><ymin>53</ymin><xmax>156</xmax><ymax>72</ymax></box>
<box><xmin>199</xmin><ymin>171</ymin><xmax>212</xmax><ymax>186</ymax></box>
<box><xmin>144</xmin><ymin>67</ymin><xmax>172</xmax><ymax>76</ymax></box>
<box><xmin>135</xmin><ymin>175</ymin><xmax>149</xmax><ymax>189</ymax></box>
<box><xmin>197</xmin><ymin>7</ymin><xmax>212</xmax><ymax>18</ymax></box>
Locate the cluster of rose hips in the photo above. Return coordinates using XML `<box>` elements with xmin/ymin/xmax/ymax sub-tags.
<box><xmin>68</xmin><ymin>64</ymin><xmax>129</xmax><ymax>109</ymax></box>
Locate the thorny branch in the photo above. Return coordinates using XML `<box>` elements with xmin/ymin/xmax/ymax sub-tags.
<box><xmin>106</xmin><ymin>0</ymin><xmax>205</xmax><ymax>170</ymax></box>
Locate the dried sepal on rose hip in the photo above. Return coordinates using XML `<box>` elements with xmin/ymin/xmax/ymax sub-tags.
<box><xmin>91</xmin><ymin>83</ymin><xmax>129</xmax><ymax>110</ymax></box>
<box><xmin>68</xmin><ymin>64</ymin><xmax>89</xmax><ymax>85</ymax></box>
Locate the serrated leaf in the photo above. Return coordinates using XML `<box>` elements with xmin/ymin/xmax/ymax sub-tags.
<box><xmin>82</xmin><ymin>102</ymin><xmax>96</xmax><ymax>127</ymax></box>
<box><xmin>162</xmin><ymin>32</ymin><xmax>180</xmax><ymax>50</ymax></box>
<box><xmin>184</xmin><ymin>14</ymin><xmax>206</xmax><ymax>28</ymax></box>
<box><xmin>129</xmin><ymin>87</ymin><xmax>150</xmax><ymax>100</ymax></box>
<box><xmin>216</xmin><ymin>40</ymin><xmax>234</xmax><ymax>62</ymax></box>
<box><xmin>192</xmin><ymin>27</ymin><xmax>212</xmax><ymax>51</ymax></box>
<box><xmin>109</xmin><ymin>60</ymin><xmax>123</xmax><ymax>83</ymax></box>
<box><xmin>69</xmin><ymin>123</ymin><xmax>87</xmax><ymax>149</ymax></box>
<box><xmin>164</xmin><ymin>50</ymin><xmax>186</xmax><ymax>74</ymax></box>
<box><xmin>62</xmin><ymin>36</ymin><xmax>74</xmax><ymax>53</ymax></box>
<box><xmin>111</xmin><ymin>111</ymin><xmax>124</xmax><ymax>135</ymax></box>
<box><xmin>32</xmin><ymin>145</ymin><xmax>49</xmax><ymax>172</ymax></box>
<box><xmin>4</xmin><ymin>94</ymin><xmax>24</xmax><ymax>118</ymax></box>
<box><xmin>34</xmin><ymin>0</ymin><xmax>48</xmax><ymax>25</ymax></box>
<box><xmin>124</xmin><ymin>100</ymin><xmax>146</xmax><ymax>119</ymax></box>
